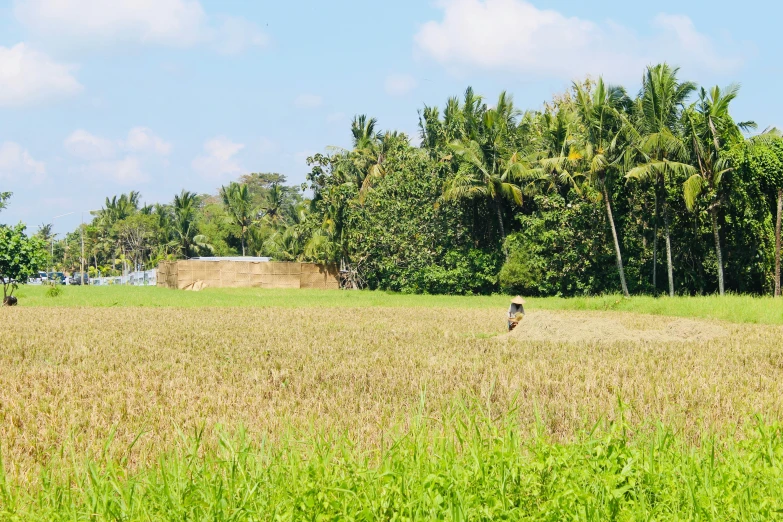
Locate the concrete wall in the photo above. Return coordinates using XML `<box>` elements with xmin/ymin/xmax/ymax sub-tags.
<box><xmin>157</xmin><ymin>260</ymin><xmax>339</xmax><ymax>290</ymax></box>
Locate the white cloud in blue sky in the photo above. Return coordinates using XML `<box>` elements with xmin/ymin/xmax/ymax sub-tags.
<box><xmin>0</xmin><ymin>43</ymin><xmax>82</xmax><ymax>107</ymax></box>
<box><xmin>0</xmin><ymin>141</ymin><xmax>46</xmax><ymax>184</ymax></box>
<box><xmin>191</xmin><ymin>137</ymin><xmax>245</xmax><ymax>180</ymax></box>
<box><xmin>15</xmin><ymin>0</ymin><xmax>208</xmax><ymax>47</ymax></box>
<box><xmin>14</xmin><ymin>0</ymin><xmax>268</xmax><ymax>53</ymax></box>
<box><xmin>64</xmin><ymin>128</ymin><xmax>172</xmax><ymax>184</ymax></box>
<box><xmin>64</xmin><ymin>130</ymin><xmax>116</xmax><ymax>161</ymax></box>
<box><xmin>415</xmin><ymin>0</ymin><xmax>744</xmax><ymax>82</ymax></box>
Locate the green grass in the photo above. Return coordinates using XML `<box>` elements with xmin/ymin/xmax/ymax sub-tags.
<box><xmin>14</xmin><ymin>285</ymin><xmax>783</xmax><ymax>324</ymax></box>
<box><xmin>2</xmin><ymin>404</ymin><xmax>782</xmax><ymax>521</ymax></box>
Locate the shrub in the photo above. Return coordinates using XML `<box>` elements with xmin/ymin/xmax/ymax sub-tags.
<box><xmin>45</xmin><ymin>283</ymin><xmax>62</xmax><ymax>298</ymax></box>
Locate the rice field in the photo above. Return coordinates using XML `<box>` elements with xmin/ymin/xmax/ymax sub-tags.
<box><xmin>2</xmin><ymin>287</ymin><xmax>783</xmax><ymax>519</ymax></box>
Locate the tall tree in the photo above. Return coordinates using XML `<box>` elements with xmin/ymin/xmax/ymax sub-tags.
<box><xmin>0</xmin><ymin>224</ymin><xmax>47</xmax><ymax>302</ymax></box>
<box><xmin>261</xmin><ymin>183</ymin><xmax>288</xmax><ymax>227</ymax></box>
<box><xmin>742</xmin><ymin>134</ymin><xmax>783</xmax><ymax>296</ymax></box>
<box><xmin>220</xmin><ymin>182</ymin><xmax>256</xmax><ymax>256</ymax></box>
<box><xmin>682</xmin><ymin>85</ymin><xmax>754</xmax><ymax>295</ymax></box>
<box><xmin>444</xmin><ymin>139</ymin><xmax>524</xmax><ymax>246</ymax></box>
<box><xmin>524</xmin><ymin>106</ymin><xmax>582</xmax><ymax>197</ymax></box>
<box><xmin>349</xmin><ymin>115</ymin><xmax>385</xmax><ymax>196</ymax></box>
<box><xmin>116</xmin><ymin>213</ymin><xmax>158</xmax><ymax>270</ymax></box>
<box><xmin>572</xmin><ymin>78</ymin><xmax>632</xmax><ymax>297</ymax></box>
<box><xmin>627</xmin><ymin>64</ymin><xmax>697</xmax><ymax>296</ymax></box>
<box><xmin>36</xmin><ymin>223</ymin><xmax>54</xmax><ymax>242</ymax></box>
<box><xmin>171</xmin><ymin>190</ymin><xmax>206</xmax><ymax>257</ymax></box>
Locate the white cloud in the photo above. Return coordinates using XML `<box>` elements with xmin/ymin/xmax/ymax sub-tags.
<box><xmin>0</xmin><ymin>141</ymin><xmax>46</xmax><ymax>184</ymax></box>
<box><xmin>64</xmin><ymin>130</ymin><xmax>116</xmax><ymax>161</ymax></box>
<box><xmin>415</xmin><ymin>0</ymin><xmax>744</xmax><ymax>82</ymax></box>
<box><xmin>125</xmin><ymin>127</ymin><xmax>172</xmax><ymax>155</ymax></box>
<box><xmin>385</xmin><ymin>74</ymin><xmax>417</xmax><ymax>96</ymax></box>
<box><xmin>650</xmin><ymin>14</ymin><xmax>742</xmax><ymax>75</ymax></box>
<box><xmin>15</xmin><ymin>0</ymin><xmax>207</xmax><ymax>47</ymax></box>
<box><xmin>65</xmin><ymin>128</ymin><xmax>171</xmax><ymax>160</ymax></box>
<box><xmin>212</xmin><ymin>15</ymin><xmax>269</xmax><ymax>55</ymax></box>
<box><xmin>192</xmin><ymin>136</ymin><xmax>245</xmax><ymax>179</ymax></box>
<box><xmin>294</xmin><ymin>94</ymin><xmax>323</xmax><ymax>109</ymax></box>
<box><xmin>88</xmin><ymin>157</ymin><xmax>148</xmax><ymax>184</ymax></box>
<box><xmin>64</xmin><ymin>127</ymin><xmax>170</xmax><ymax>184</ymax></box>
<box><xmin>14</xmin><ymin>0</ymin><xmax>269</xmax><ymax>53</ymax></box>
<box><xmin>0</xmin><ymin>43</ymin><xmax>82</xmax><ymax>107</ymax></box>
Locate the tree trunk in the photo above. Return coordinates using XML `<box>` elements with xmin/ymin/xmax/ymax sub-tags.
<box><xmin>710</xmin><ymin>207</ymin><xmax>725</xmax><ymax>296</ymax></box>
<box><xmin>241</xmin><ymin>235</ymin><xmax>246</xmax><ymax>257</ymax></box>
<box><xmin>494</xmin><ymin>198</ymin><xmax>507</xmax><ymax>255</ymax></box>
<box><xmin>776</xmin><ymin>188</ymin><xmax>782</xmax><ymax>297</ymax></box>
<box><xmin>663</xmin><ymin>199</ymin><xmax>675</xmax><ymax>298</ymax></box>
<box><xmin>653</xmin><ymin>189</ymin><xmax>658</xmax><ymax>292</ymax></box>
<box><xmin>603</xmin><ymin>184</ymin><xmax>630</xmax><ymax>298</ymax></box>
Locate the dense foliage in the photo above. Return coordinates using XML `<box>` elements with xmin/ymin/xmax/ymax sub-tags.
<box><xmin>0</xmin><ymin>223</ymin><xmax>47</xmax><ymax>298</ymax></box>
<box><xmin>35</xmin><ymin>63</ymin><xmax>783</xmax><ymax>296</ymax></box>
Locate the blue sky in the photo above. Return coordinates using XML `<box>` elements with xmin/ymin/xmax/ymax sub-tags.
<box><xmin>1</xmin><ymin>0</ymin><xmax>779</xmax><ymax>234</ymax></box>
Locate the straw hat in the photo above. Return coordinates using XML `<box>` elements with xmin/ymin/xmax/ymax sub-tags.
<box><xmin>511</xmin><ymin>295</ymin><xmax>526</xmax><ymax>305</ymax></box>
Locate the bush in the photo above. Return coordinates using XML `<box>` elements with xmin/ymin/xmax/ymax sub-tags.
<box><xmin>45</xmin><ymin>283</ymin><xmax>62</xmax><ymax>298</ymax></box>
<box><xmin>498</xmin><ymin>245</ymin><xmax>540</xmax><ymax>294</ymax></box>
<box><xmin>501</xmin><ymin>193</ymin><xmax>617</xmax><ymax>296</ymax></box>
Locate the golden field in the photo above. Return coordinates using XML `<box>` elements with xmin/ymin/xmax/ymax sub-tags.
<box><xmin>2</xmin><ymin>302</ymin><xmax>782</xmax><ymax>487</ymax></box>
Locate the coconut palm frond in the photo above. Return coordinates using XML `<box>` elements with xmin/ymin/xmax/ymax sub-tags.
<box><xmin>498</xmin><ymin>183</ymin><xmax>523</xmax><ymax>206</ymax></box>
<box><xmin>683</xmin><ymin>174</ymin><xmax>705</xmax><ymax>210</ymax></box>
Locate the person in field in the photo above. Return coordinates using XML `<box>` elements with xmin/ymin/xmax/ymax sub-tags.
<box><xmin>508</xmin><ymin>296</ymin><xmax>525</xmax><ymax>331</ymax></box>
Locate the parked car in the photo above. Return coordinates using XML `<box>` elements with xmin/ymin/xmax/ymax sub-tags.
<box><xmin>46</xmin><ymin>272</ymin><xmax>66</xmax><ymax>284</ymax></box>
<box><xmin>69</xmin><ymin>272</ymin><xmax>89</xmax><ymax>285</ymax></box>
<box><xmin>28</xmin><ymin>271</ymin><xmax>48</xmax><ymax>284</ymax></box>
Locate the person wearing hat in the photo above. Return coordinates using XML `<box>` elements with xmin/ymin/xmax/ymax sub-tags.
<box><xmin>508</xmin><ymin>296</ymin><xmax>526</xmax><ymax>331</ymax></box>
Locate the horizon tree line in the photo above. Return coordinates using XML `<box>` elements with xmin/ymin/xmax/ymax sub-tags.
<box><xmin>24</xmin><ymin>63</ymin><xmax>783</xmax><ymax>297</ymax></box>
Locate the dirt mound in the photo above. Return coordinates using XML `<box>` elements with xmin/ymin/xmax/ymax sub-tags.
<box><xmin>506</xmin><ymin>310</ymin><xmax>727</xmax><ymax>344</ymax></box>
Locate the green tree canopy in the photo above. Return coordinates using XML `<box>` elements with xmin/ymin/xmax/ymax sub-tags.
<box><xmin>0</xmin><ymin>223</ymin><xmax>47</xmax><ymax>300</ymax></box>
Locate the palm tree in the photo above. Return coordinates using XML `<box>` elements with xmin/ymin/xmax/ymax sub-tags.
<box><xmin>171</xmin><ymin>190</ymin><xmax>207</xmax><ymax>257</ymax></box>
<box><xmin>572</xmin><ymin>78</ymin><xmax>632</xmax><ymax>297</ymax></box>
<box><xmin>418</xmin><ymin>105</ymin><xmax>444</xmax><ymax>157</ymax></box>
<box><xmin>264</xmin><ymin>227</ymin><xmax>306</xmax><ymax>261</ymax></box>
<box><xmin>442</xmin><ymin>92</ymin><xmax>529</xmax><ymax>249</ymax></box>
<box><xmin>359</xmin><ymin>131</ymin><xmax>414</xmax><ymax>199</ymax></box>
<box><xmin>329</xmin><ymin>115</ymin><xmax>382</xmax><ymax>194</ymax></box>
<box><xmin>36</xmin><ymin>223</ymin><xmax>54</xmax><ymax>242</ymax></box>
<box><xmin>261</xmin><ymin>183</ymin><xmax>287</xmax><ymax>227</ymax></box>
<box><xmin>523</xmin><ymin>108</ymin><xmax>582</xmax><ymax>197</ymax></box>
<box><xmin>100</xmin><ymin>191</ymin><xmax>141</xmax><ymax>225</ymax></box>
<box><xmin>0</xmin><ymin>192</ymin><xmax>10</xmax><ymax>213</ymax></box>
<box><xmin>626</xmin><ymin>64</ymin><xmax>697</xmax><ymax>297</ymax></box>
<box><xmin>351</xmin><ymin>114</ymin><xmax>378</xmax><ymax>150</ymax></box>
<box><xmin>418</xmin><ymin>87</ymin><xmax>486</xmax><ymax>157</ymax></box>
<box><xmin>443</xmin><ymin>139</ymin><xmax>524</xmax><ymax>245</ymax></box>
<box><xmin>220</xmin><ymin>182</ymin><xmax>256</xmax><ymax>256</ymax></box>
<box><xmin>682</xmin><ymin>85</ymin><xmax>755</xmax><ymax>295</ymax></box>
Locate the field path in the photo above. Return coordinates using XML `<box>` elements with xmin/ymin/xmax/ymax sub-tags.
<box><xmin>506</xmin><ymin>309</ymin><xmax>728</xmax><ymax>343</ymax></box>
